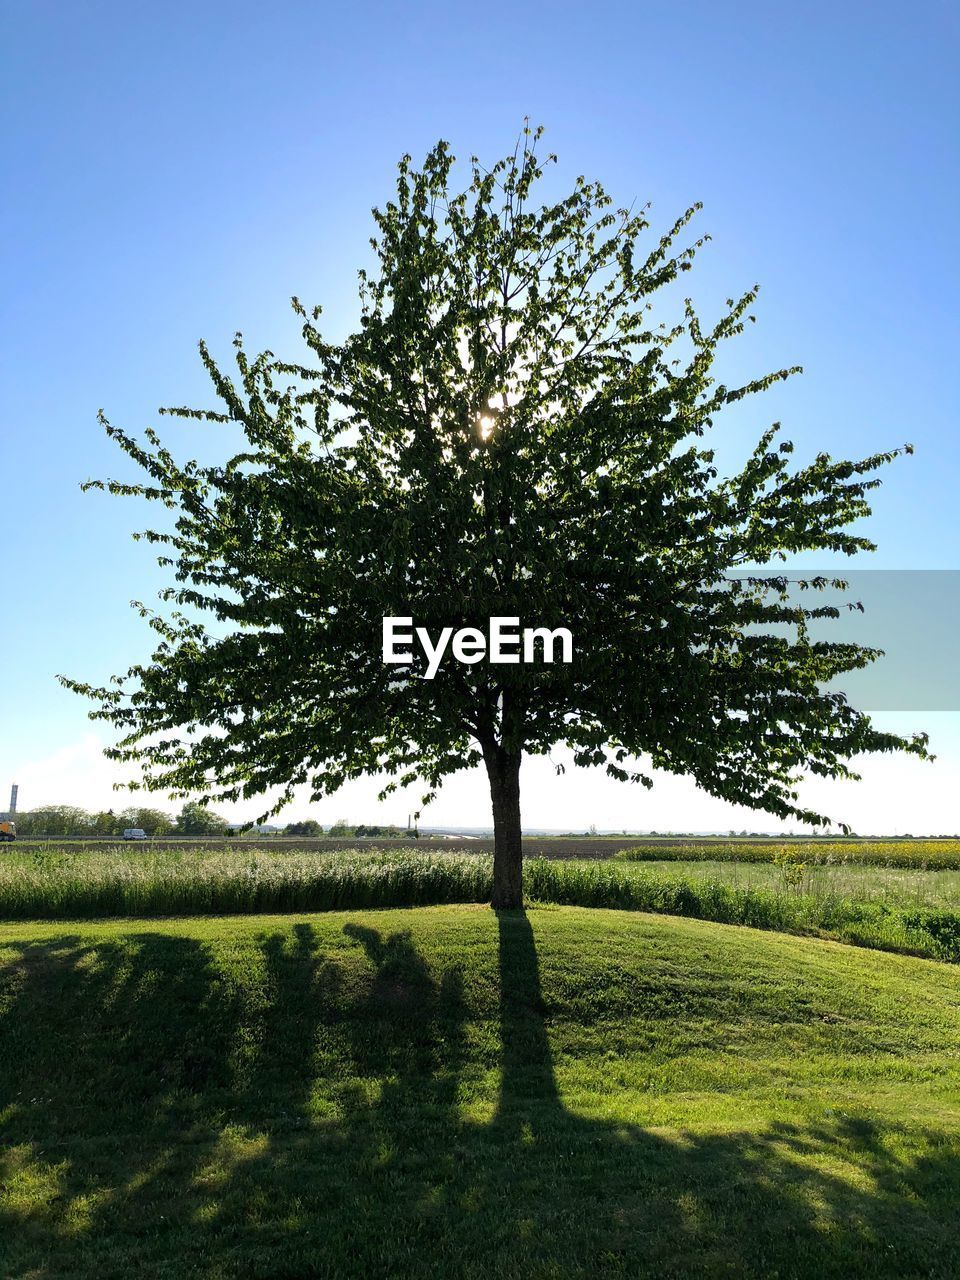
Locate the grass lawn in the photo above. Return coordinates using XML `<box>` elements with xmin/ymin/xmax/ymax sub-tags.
<box><xmin>2</xmin><ymin>904</ymin><xmax>960</xmax><ymax>1278</ymax></box>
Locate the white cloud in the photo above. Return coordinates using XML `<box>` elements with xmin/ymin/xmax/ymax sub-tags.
<box><xmin>11</xmin><ymin>734</ymin><xmax>142</xmax><ymax>813</ymax></box>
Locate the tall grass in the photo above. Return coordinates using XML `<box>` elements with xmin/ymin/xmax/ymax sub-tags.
<box><xmin>525</xmin><ymin>859</ymin><xmax>960</xmax><ymax>961</ymax></box>
<box><xmin>606</xmin><ymin>858</ymin><xmax>960</xmax><ymax>909</ymax></box>
<box><xmin>2</xmin><ymin>845</ymin><xmax>959</xmax><ymax>963</ymax></box>
<box><xmin>0</xmin><ymin>848</ymin><xmax>492</xmax><ymax>919</ymax></box>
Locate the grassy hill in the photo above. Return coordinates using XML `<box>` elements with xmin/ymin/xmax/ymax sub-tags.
<box><xmin>2</xmin><ymin>904</ymin><xmax>959</xmax><ymax>1278</ymax></box>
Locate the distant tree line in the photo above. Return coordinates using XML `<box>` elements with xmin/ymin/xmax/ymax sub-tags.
<box><xmin>9</xmin><ymin>806</ymin><xmax>414</xmax><ymax>840</ymax></box>
<box><xmin>325</xmin><ymin>821</ymin><xmax>407</xmax><ymax>838</ymax></box>
<box><xmin>11</xmin><ymin>801</ymin><xmax>230</xmax><ymax>839</ymax></box>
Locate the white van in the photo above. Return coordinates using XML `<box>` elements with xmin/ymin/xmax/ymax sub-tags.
<box><xmin>122</xmin><ymin>828</ymin><xmax>147</xmax><ymax>841</ymax></box>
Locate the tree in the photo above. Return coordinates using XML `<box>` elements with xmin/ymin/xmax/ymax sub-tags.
<box><xmin>89</xmin><ymin>809</ymin><xmax>118</xmax><ymax>838</ymax></box>
<box><xmin>14</xmin><ymin>806</ymin><xmax>92</xmax><ymax>838</ymax></box>
<box><xmin>118</xmin><ymin>806</ymin><xmax>174</xmax><ymax>837</ymax></box>
<box><xmin>64</xmin><ymin>127</ymin><xmax>928</xmax><ymax>909</ymax></box>
<box><xmin>285</xmin><ymin>819</ymin><xmax>323</xmax><ymax>837</ymax></box>
<box><xmin>176</xmin><ymin>801</ymin><xmax>228</xmax><ymax>837</ymax></box>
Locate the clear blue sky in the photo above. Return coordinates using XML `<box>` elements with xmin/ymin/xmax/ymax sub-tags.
<box><xmin>1</xmin><ymin>0</ymin><xmax>957</xmax><ymax>829</ymax></box>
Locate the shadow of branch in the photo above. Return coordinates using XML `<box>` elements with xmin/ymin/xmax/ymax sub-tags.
<box><xmin>0</xmin><ymin>920</ymin><xmax>957</xmax><ymax>1278</ymax></box>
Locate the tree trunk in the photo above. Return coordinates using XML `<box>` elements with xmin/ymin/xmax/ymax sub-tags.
<box><xmin>487</xmin><ymin>748</ymin><xmax>523</xmax><ymax>909</ymax></box>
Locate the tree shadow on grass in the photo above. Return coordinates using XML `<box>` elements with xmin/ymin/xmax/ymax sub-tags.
<box><xmin>0</xmin><ymin>915</ymin><xmax>958</xmax><ymax>1278</ymax></box>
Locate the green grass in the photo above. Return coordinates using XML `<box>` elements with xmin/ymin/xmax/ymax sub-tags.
<box><xmin>0</xmin><ymin>846</ymin><xmax>494</xmax><ymax>918</ymax></box>
<box><xmin>527</xmin><ymin>859</ymin><xmax>960</xmax><ymax>961</ymax></box>
<box><xmin>5</xmin><ymin>845</ymin><xmax>960</xmax><ymax>964</ymax></box>
<box><xmin>608</xmin><ymin>857</ymin><xmax>960</xmax><ymax>907</ymax></box>
<box><xmin>616</xmin><ymin>840</ymin><xmax>960</xmax><ymax>868</ymax></box>
<box><xmin>2</xmin><ymin>904</ymin><xmax>960</xmax><ymax>1278</ymax></box>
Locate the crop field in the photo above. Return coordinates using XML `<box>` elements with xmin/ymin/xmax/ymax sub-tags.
<box><xmin>612</xmin><ymin>858</ymin><xmax>960</xmax><ymax>907</ymax></box>
<box><xmin>615</xmin><ymin>840</ymin><xmax>960</xmax><ymax>869</ymax></box>
<box><xmin>12</xmin><ymin>834</ymin><xmax>960</xmax><ymax>865</ymax></box>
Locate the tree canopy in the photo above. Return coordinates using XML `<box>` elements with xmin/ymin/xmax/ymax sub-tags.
<box><xmin>175</xmin><ymin>801</ymin><xmax>229</xmax><ymax>837</ymax></box>
<box><xmin>63</xmin><ymin>126</ymin><xmax>928</xmax><ymax>905</ymax></box>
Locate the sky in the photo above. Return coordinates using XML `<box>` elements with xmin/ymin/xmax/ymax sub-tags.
<box><xmin>1</xmin><ymin>0</ymin><xmax>957</xmax><ymax>832</ymax></box>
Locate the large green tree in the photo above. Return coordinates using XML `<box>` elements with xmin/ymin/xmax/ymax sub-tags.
<box><xmin>9</xmin><ymin>806</ymin><xmax>91</xmax><ymax>839</ymax></box>
<box><xmin>176</xmin><ymin>801</ymin><xmax>229</xmax><ymax>838</ymax></box>
<box><xmin>64</xmin><ymin>129</ymin><xmax>927</xmax><ymax>907</ymax></box>
<box><xmin>118</xmin><ymin>806</ymin><xmax>174</xmax><ymax>837</ymax></box>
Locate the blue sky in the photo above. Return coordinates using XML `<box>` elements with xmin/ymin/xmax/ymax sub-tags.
<box><xmin>1</xmin><ymin>0</ymin><xmax>957</xmax><ymax>830</ymax></box>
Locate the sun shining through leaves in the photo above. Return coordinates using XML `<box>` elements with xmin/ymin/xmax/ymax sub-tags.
<box><xmin>62</xmin><ymin>124</ymin><xmax>927</xmax><ymax>908</ymax></box>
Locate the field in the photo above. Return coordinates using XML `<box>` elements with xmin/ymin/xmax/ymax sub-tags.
<box><xmin>5</xmin><ymin>844</ymin><xmax>960</xmax><ymax>962</ymax></box>
<box><xmin>4</xmin><ymin>844</ymin><xmax>960</xmax><ymax>1276</ymax></box>
<box><xmin>13</xmin><ymin>835</ymin><xmax>960</xmax><ymax>866</ymax></box>
<box><xmin>613</xmin><ymin>858</ymin><xmax>960</xmax><ymax>907</ymax></box>
<box><xmin>3</xmin><ymin>905</ymin><xmax>960</xmax><ymax>1279</ymax></box>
